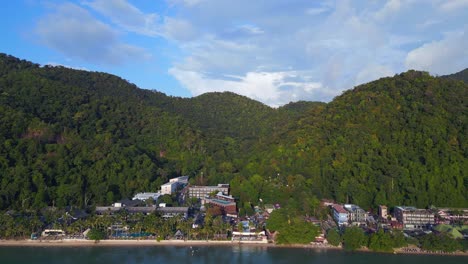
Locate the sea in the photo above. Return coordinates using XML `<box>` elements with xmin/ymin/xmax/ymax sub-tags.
<box><xmin>0</xmin><ymin>245</ymin><xmax>465</xmax><ymax>264</ymax></box>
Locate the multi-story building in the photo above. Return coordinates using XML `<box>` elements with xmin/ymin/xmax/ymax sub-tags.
<box><xmin>394</xmin><ymin>206</ymin><xmax>435</xmax><ymax>230</ymax></box>
<box><xmin>188</xmin><ymin>184</ymin><xmax>230</xmax><ymax>199</ymax></box>
<box><xmin>203</xmin><ymin>192</ymin><xmax>237</xmax><ymax>217</ymax></box>
<box><xmin>379</xmin><ymin>205</ymin><xmax>388</xmax><ymax>219</ymax></box>
<box><xmin>160</xmin><ymin>176</ymin><xmax>189</xmax><ymax>195</ymax></box>
<box><xmin>344</xmin><ymin>204</ymin><xmax>367</xmax><ymax>224</ymax></box>
<box><xmin>331</xmin><ymin>204</ymin><xmax>348</xmax><ymax>226</ymax></box>
<box><xmin>161</xmin><ymin>182</ymin><xmax>178</xmax><ymax>195</ymax></box>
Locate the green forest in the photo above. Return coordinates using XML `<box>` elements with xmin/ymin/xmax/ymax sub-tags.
<box><xmin>0</xmin><ymin>53</ymin><xmax>466</xmax><ymax>212</ymax></box>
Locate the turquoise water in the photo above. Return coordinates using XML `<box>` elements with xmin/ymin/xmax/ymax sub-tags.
<box><xmin>0</xmin><ymin>246</ymin><xmax>465</xmax><ymax>264</ymax></box>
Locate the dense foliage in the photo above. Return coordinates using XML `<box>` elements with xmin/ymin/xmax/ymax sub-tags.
<box><xmin>419</xmin><ymin>233</ymin><xmax>463</xmax><ymax>252</ymax></box>
<box><xmin>0</xmin><ymin>53</ymin><xmax>466</xmax><ymax>212</ymax></box>
<box><xmin>368</xmin><ymin>229</ymin><xmax>407</xmax><ymax>252</ymax></box>
<box><xmin>266</xmin><ymin>209</ymin><xmax>320</xmax><ymax>244</ymax></box>
<box><xmin>326</xmin><ymin>228</ymin><xmax>341</xmax><ymax>246</ymax></box>
<box><xmin>341</xmin><ymin>226</ymin><xmax>367</xmax><ymax>251</ymax></box>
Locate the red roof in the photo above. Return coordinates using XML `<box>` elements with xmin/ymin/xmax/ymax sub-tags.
<box><xmin>332</xmin><ymin>204</ymin><xmax>347</xmax><ymax>214</ymax></box>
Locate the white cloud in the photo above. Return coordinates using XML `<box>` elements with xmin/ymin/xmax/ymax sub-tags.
<box><xmin>35</xmin><ymin>3</ymin><xmax>150</xmax><ymax>65</ymax></box>
<box><xmin>440</xmin><ymin>0</ymin><xmax>468</xmax><ymax>11</ymax></box>
<box><xmin>162</xmin><ymin>17</ymin><xmax>198</xmax><ymax>41</ymax></box>
<box><xmin>85</xmin><ymin>0</ymin><xmax>198</xmax><ymax>42</ymax></box>
<box><xmin>355</xmin><ymin>64</ymin><xmax>394</xmax><ymax>85</ymax></box>
<box><xmin>169</xmin><ymin>68</ymin><xmax>326</xmax><ymax>107</ymax></box>
<box><xmin>33</xmin><ymin>0</ymin><xmax>468</xmax><ymax>105</ymax></box>
<box><xmin>405</xmin><ymin>29</ymin><xmax>468</xmax><ymax>75</ymax></box>
<box><xmin>168</xmin><ymin>0</ymin><xmax>206</xmax><ymax>7</ymax></box>
<box><xmin>83</xmin><ymin>0</ymin><xmax>159</xmax><ymax>36</ymax></box>
<box><xmin>374</xmin><ymin>0</ymin><xmax>401</xmax><ymax>20</ymax></box>
<box><xmin>305</xmin><ymin>7</ymin><xmax>329</xmax><ymax>16</ymax></box>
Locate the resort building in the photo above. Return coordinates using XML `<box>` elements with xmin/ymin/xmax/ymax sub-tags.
<box><xmin>188</xmin><ymin>184</ymin><xmax>230</xmax><ymax>199</ymax></box>
<box><xmin>394</xmin><ymin>206</ymin><xmax>435</xmax><ymax>230</ymax></box>
<box><xmin>331</xmin><ymin>204</ymin><xmax>348</xmax><ymax>226</ymax></box>
<box><xmin>203</xmin><ymin>192</ymin><xmax>237</xmax><ymax>217</ymax></box>
<box><xmin>344</xmin><ymin>204</ymin><xmax>367</xmax><ymax>224</ymax></box>
<box><xmin>161</xmin><ymin>182</ymin><xmax>178</xmax><ymax>195</ymax></box>
<box><xmin>160</xmin><ymin>176</ymin><xmax>189</xmax><ymax>195</ymax></box>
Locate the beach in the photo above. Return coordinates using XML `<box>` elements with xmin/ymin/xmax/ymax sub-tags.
<box><xmin>0</xmin><ymin>239</ymin><xmax>466</xmax><ymax>257</ymax></box>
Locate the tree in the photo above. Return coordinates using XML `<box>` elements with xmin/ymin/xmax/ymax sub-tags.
<box><xmin>368</xmin><ymin>229</ymin><xmax>393</xmax><ymax>252</ymax></box>
<box><xmin>87</xmin><ymin>228</ymin><xmax>106</xmax><ymax>241</ymax></box>
<box><xmin>342</xmin><ymin>226</ymin><xmax>366</xmax><ymax>251</ymax></box>
<box><xmin>326</xmin><ymin>228</ymin><xmax>341</xmax><ymax>246</ymax></box>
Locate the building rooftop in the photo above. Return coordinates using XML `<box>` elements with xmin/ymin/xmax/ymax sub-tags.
<box><xmin>157</xmin><ymin>207</ymin><xmax>189</xmax><ymax>213</ymax></box>
<box><xmin>344</xmin><ymin>204</ymin><xmax>364</xmax><ymax>212</ymax></box>
<box><xmin>132</xmin><ymin>192</ymin><xmax>161</xmax><ymax>201</ymax></box>
<box><xmin>189</xmin><ymin>184</ymin><xmax>230</xmax><ymax>189</ymax></box>
<box><xmin>332</xmin><ymin>204</ymin><xmax>347</xmax><ymax>214</ymax></box>
<box><xmin>207</xmin><ymin>198</ymin><xmax>235</xmax><ymax>205</ymax></box>
<box><xmin>169</xmin><ymin>176</ymin><xmax>189</xmax><ymax>183</ymax></box>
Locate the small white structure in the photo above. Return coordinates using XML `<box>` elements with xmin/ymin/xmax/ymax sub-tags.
<box><xmin>132</xmin><ymin>192</ymin><xmax>161</xmax><ymax>201</ymax></box>
<box><xmin>42</xmin><ymin>229</ymin><xmax>65</xmax><ymax>237</ymax></box>
<box><xmin>232</xmin><ymin>231</ymin><xmax>267</xmax><ymax>243</ymax></box>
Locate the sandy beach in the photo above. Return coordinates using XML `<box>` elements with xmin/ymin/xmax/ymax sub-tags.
<box><xmin>0</xmin><ymin>239</ymin><xmax>271</xmax><ymax>247</ymax></box>
<box><xmin>0</xmin><ymin>238</ymin><xmax>337</xmax><ymax>249</ymax></box>
<box><xmin>0</xmin><ymin>239</ymin><xmax>466</xmax><ymax>257</ymax></box>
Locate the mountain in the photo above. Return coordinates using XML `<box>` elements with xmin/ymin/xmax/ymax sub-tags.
<box><xmin>442</xmin><ymin>68</ymin><xmax>468</xmax><ymax>83</ymax></box>
<box><xmin>0</xmin><ymin>53</ymin><xmax>466</xmax><ymax>212</ymax></box>
<box><xmin>0</xmin><ymin>54</ymin><xmax>207</xmax><ymax>208</ymax></box>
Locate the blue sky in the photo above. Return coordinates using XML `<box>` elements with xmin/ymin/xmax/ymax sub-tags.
<box><xmin>0</xmin><ymin>0</ymin><xmax>467</xmax><ymax>106</ymax></box>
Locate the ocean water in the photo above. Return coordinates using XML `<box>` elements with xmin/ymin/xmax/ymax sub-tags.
<box><xmin>0</xmin><ymin>245</ymin><xmax>465</xmax><ymax>264</ymax></box>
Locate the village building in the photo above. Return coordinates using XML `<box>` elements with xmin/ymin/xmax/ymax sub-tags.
<box><xmin>344</xmin><ymin>204</ymin><xmax>367</xmax><ymax>224</ymax></box>
<box><xmin>160</xmin><ymin>176</ymin><xmax>189</xmax><ymax>195</ymax></box>
<box><xmin>188</xmin><ymin>184</ymin><xmax>230</xmax><ymax>199</ymax></box>
<box><xmin>156</xmin><ymin>207</ymin><xmax>189</xmax><ymax>219</ymax></box>
<box><xmin>378</xmin><ymin>205</ymin><xmax>388</xmax><ymax>219</ymax></box>
<box><xmin>331</xmin><ymin>204</ymin><xmax>348</xmax><ymax>226</ymax></box>
<box><xmin>394</xmin><ymin>206</ymin><xmax>435</xmax><ymax>230</ymax></box>
<box><xmin>202</xmin><ymin>192</ymin><xmax>237</xmax><ymax>217</ymax></box>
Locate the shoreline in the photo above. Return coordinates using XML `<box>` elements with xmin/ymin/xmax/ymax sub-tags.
<box><xmin>0</xmin><ymin>239</ymin><xmax>466</xmax><ymax>256</ymax></box>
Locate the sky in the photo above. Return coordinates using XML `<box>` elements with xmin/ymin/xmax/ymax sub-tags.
<box><xmin>0</xmin><ymin>0</ymin><xmax>467</xmax><ymax>107</ymax></box>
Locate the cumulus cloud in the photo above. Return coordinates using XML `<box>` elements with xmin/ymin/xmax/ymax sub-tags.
<box><xmin>32</xmin><ymin>0</ymin><xmax>468</xmax><ymax>106</ymax></box>
<box><xmin>405</xmin><ymin>28</ymin><xmax>468</xmax><ymax>75</ymax></box>
<box><xmin>35</xmin><ymin>3</ymin><xmax>150</xmax><ymax>65</ymax></box>
<box><xmin>164</xmin><ymin>0</ymin><xmax>467</xmax><ymax>105</ymax></box>
<box><xmin>169</xmin><ymin>68</ymin><xmax>328</xmax><ymax>107</ymax></box>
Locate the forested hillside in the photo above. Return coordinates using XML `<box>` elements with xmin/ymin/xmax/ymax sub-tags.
<box><xmin>0</xmin><ymin>53</ymin><xmax>466</xmax><ymax>212</ymax></box>
<box><xmin>0</xmin><ymin>54</ymin><xmax>206</xmax><ymax>209</ymax></box>
<box><xmin>254</xmin><ymin>71</ymin><xmax>467</xmax><ymax>209</ymax></box>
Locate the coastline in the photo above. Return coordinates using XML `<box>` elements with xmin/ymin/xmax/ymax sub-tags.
<box><xmin>0</xmin><ymin>238</ymin><xmax>335</xmax><ymax>249</ymax></box>
<box><xmin>0</xmin><ymin>239</ymin><xmax>466</xmax><ymax>256</ymax></box>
